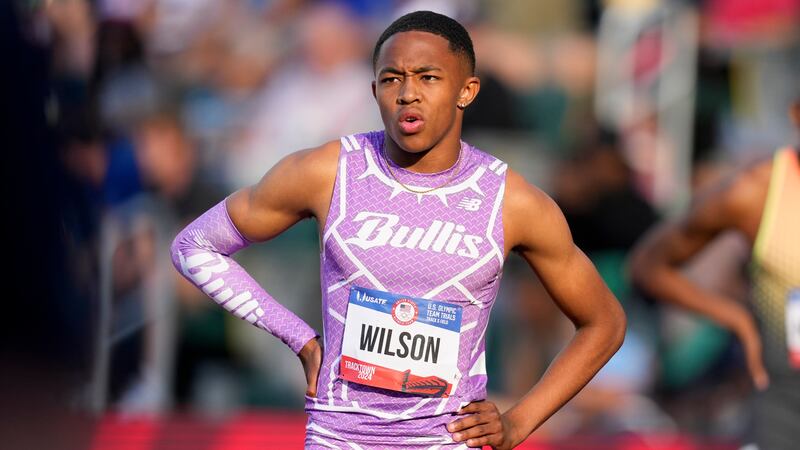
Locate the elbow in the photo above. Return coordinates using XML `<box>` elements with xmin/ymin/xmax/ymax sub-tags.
<box><xmin>583</xmin><ymin>296</ymin><xmax>627</xmax><ymax>356</ymax></box>
<box><xmin>582</xmin><ymin>300</ymin><xmax>627</xmax><ymax>361</ymax></box>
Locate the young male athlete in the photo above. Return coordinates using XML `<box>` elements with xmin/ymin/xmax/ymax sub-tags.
<box><xmin>172</xmin><ymin>11</ymin><xmax>626</xmax><ymax>449</ymax></box>
<box><xmin>631</xmin><ymin>101</ymin><xmax>800</xmax><ymax>449</ymax></box>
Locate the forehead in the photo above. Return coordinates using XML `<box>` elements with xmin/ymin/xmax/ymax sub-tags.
<box><xmin>376</xmin><ymin>30</ymin><xmax>464</xmax><ymax>72</ymax></box>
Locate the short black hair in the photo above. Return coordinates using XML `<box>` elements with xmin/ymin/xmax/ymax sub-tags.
<box><xmin>372</xmin><ymin>11</ymin><xmax>475</xmax><ymax>75</ymax></box>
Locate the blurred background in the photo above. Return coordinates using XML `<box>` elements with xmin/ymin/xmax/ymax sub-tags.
<box><xmin>2</xmin><ymin>0</ymin><xmax>799</xmax><ymax>448</ymax></box>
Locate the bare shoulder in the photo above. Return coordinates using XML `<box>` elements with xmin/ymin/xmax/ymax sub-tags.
<box><xmin>258</xmin><ymin>139</ymin><xmax>339</xmax><ymax>208</ymax></box>
<box><xmin>271</xmin><ymin>139</ymin><xmax>340</xmax><ymax>187</ymax></box>
<box><xmin>503</xmin><ymin>168</ymin><xmax>554</xmax><ymax>217</ymax></box>
<box><xmin>687</xmin><ymin>156</ymin><xmax>772</xmax><ymax>237</ymax></box>
<box><xmin>287</xmin><ymin>139</ymin><xmax>341</xmax><ymax>178</ymax></box>
<box><xmin>227</xmin><ymin>140</ymin><xmax>341</xmax><ymax>241</ymax></box>
<box><xmin>503</xmin><ymin>168</ymin><xmax>570</xmax><ymax>255</ymax></box>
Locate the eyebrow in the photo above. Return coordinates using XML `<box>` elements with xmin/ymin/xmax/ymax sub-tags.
<box><xmin>378</xmin><ymin>65</ymin><xmax>442</xmax><ymax>76</ymax></box>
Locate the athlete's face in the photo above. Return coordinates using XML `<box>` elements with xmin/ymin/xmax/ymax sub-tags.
<box><xmin>373</xmin><ymin>31</ymin><xmax>479</xmax><ymax>156</ymax></box>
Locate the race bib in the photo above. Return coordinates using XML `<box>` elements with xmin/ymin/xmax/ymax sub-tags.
<box><xmin>787</xmin><ymin>288</ymin><xmax>800</xmax><ymax>369</ymax></box>
<box><xmin>340</xmin><ymin>286</ymin><xmax>462</xmax><ymax>397</ymax></box>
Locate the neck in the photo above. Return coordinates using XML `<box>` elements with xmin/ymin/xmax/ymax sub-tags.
<box><xmin>384</xmin><ymin>132</ymin><xmax>463</xmax><ymax>174</ymax></box>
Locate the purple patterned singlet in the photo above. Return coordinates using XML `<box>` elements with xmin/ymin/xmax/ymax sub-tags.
<box><xmin>306</xmin><ymin>131</ymin><xmax>507</xmax><ymax>448</ymax></box>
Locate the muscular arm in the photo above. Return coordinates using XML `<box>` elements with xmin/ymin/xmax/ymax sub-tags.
<box><xmin>450</xmin><ymin>170</ymin><xmax>626</xmax><ymax>448</ymax></box>
<box><xmin>170</xmin><ymin>141</ymin><xmax>339</xmax><ymax>355</ymax></box>
<box><xmin>629</xmin><ymin>161</ymin><xmax>770</xmax><ymax>389</ymax></box>
<box><xmin>503</xmin><ymin>170</ymin><xmax>626</xmax><ymax>442</ymax></box>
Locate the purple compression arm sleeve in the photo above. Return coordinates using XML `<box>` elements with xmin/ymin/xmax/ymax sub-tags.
<box><xmin>170</xmin><ymin>200</ymin><xmax>317</xmax><ymax>354</ymax></box>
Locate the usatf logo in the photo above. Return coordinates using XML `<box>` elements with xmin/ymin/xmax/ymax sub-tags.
<box><xmin>344</xmin><ymin>212</ymin><xmax>483</xmax><ymax>259</ymax></box>
<box><xmin>392</xmin><ymin>299</ymin><xmax>419</xmax><ymax>326</ymax></box>
<box><xmin>457</xmin><ymin>198</ymin><xmax>482</xmax><ymax>211</ymax></box>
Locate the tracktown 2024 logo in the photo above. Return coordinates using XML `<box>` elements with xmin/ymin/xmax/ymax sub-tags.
<box><xmin>344</xmin><ymin>212</ymin><xmax>483</xmax><ymax>259</ymax></box>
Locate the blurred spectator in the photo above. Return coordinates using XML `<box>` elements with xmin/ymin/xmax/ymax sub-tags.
<box><xmin>125</xmin><ymin>111</ymin><xmax>229</xmax><ymax>413</ymax></box>
<box><xmin>223</xmin><ymin>2</ymin><xmax>381</xmax><ymax>188</ymax></box>
<box><xmin>93</xmin><ymin>20</ymin><xmax>161</xmax><ymax>135</ymax></box>
<box><xmin>58</xmin><ymin>108</ymin><xmax>107</xmax><ymax>366</ymax></box>
<box><xmin>547</xmin><ymin>127</ymin><xmax>666</xmax><ymax>437</ymax></box>
<box><xmin>555</xmin><ymin>128</ymin><xmax>659</xmax><ymax>254</ymax></box>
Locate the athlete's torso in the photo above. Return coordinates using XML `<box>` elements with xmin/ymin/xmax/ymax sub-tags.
<box><xmin>750</xmin><ymin>148</ymin><xmax>800</xmax><ymax>377</ymax></box>
<box><xmin>748</xmin><ymin>147</ymin><xmax>800</xmax><ymax>450</ymax></box>
<box><xmin>306</xmin><ymin>131</ymin><xmax>507</xmax><ymax>448</ymax></box>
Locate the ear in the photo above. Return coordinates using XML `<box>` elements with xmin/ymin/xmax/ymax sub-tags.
<box><xmin>371</xmin><ymin>81</ymin><xmax>377</xmax><ymax>100</ymax></box>
<box><xmin>457</xmin><ymin>76</ymin><xmax>480</xmax><ymax>109</ymax></box>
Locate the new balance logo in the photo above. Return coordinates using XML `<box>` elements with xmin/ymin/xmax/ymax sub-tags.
<box><xmin>344</xmin><ymin>212</ymin><xmax>483</xmax><ymax>259</ymax></box>
<box><xmin>457</xmin><ymin>198</ymin><xmax>482</xmax><ymax>211</ymax></box>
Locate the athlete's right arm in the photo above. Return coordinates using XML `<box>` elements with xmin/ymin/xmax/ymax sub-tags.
<box><xmin>629</xmin><ymin>163</ymin><xmax>770</xmax><ymax>390</ymax></box>
<box><xmin>170</xmin><ymin>141</ymin><xmax>339</xmax><ymax>361</ymax></box>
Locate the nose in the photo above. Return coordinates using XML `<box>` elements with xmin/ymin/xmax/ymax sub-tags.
<box><xmin>397</xmin><ymin>78</ymin><xmax>420</xmax><ymax>105</ymax></box>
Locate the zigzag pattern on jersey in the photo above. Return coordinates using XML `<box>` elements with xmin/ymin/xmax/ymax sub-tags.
<box><xmin>305</xmin><ymin>131</ymin><xmax>506</xmax><ymax>447</ymax></box>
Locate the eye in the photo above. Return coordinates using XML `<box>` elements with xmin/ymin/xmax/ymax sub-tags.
<box><xmin>421</xmin><ymin>75</ymin><xmax>439</xmax><ymax>81</ymax></box>
<box><xmin>381</xmin><ymin>76</ymin><xmax>400</xmax><ymax>84</ymax></box>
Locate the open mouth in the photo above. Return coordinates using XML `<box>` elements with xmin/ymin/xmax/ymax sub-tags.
<box><xmin>398</xmin><ymin>112</ymin><xmax>424</xmax><ymax>134</ymax></box>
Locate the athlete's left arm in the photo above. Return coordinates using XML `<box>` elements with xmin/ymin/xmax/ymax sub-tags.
<box><xmin>448</xmin><ymin>169</ymin><xmax>626</xmax><ymax>449</ymax></box>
